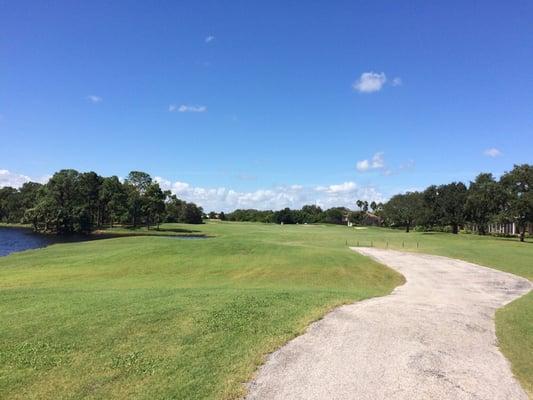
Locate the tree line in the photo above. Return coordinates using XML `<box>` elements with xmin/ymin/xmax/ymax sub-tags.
<box><xmin>0</xmin><ymin>169</ymin><xmax>203</xmax><ymax>234</ymax></box>
<box><xmin>380</xmin><ymin>164</ymin><xmax>532</xmax><ymax>241</ymax></box>
<box><xmin>224</xmin><ymin>205</ymin><xmax>375</xmax><ymax>225</ymax></box>
<box><xmin>1</xmin><ymin>164</ymin><xmax>530</xmax><ymax>240</ymax></box>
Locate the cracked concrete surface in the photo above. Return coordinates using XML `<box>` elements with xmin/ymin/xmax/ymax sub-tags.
<box><xmin>246</xmin><ymin>248</ymin><xmax>531</xmax><ymax>400</ymax></box>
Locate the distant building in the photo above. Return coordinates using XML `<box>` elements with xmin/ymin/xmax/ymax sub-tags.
<box><xmin>470</xmin><ymin>222</ymin><xmax>533</xmax><ymax>236</ymax></box>
<box><xmin>343</xmin><ymin>211</ymin><xmax>382</xmax><ymax>227</ymax></box>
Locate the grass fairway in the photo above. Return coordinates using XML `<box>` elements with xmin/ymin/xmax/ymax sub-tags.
<box><xmin>0</xmin><ymin>222</ymin><xmax>531</xmax><ymax>399</ymax></box>
<box><xmin>0</xmin><ymin>222</ymin><xmax>402</xmax><ymax>399</ymax></box>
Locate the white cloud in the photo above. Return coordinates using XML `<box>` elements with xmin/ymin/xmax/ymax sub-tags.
<box><xmin>205</xmin><ymin>35</ymin><xmax>215</xmax><ymax>43</ymax></box>
<box><xmin>87</xmin><ymin>95</ymin><xmax>102</xmax><ymax>104</ymax></box>
<box><xmin>154</xmin><ymin>177</ymin><xmax>383</xmax><ymax>212</ymax></box>
<box><xmin>484</xmin><ymin>148</ymin><xmax>502</xmax><ymax>158</ymax></box>
<box><xmin>353</xmin><ymin>72</ymin><xmax>387</xmax><ymax>93</ymax></box>
<box><xmin>356</xmin><ymin>152</ymin><xmax>385</xmax><ymax>172</ymax></box>
<box><xmin>399</xmin><ymin>159</ymin><xmax>415</xmax><ymax>170</ymax></box>
<box><xmin>168</xmin><ymin>104</ymin><xmax>177</xmax><ymax>112</ymax></box>
<box><xmin>355</xmin><ymin>159</ymin><xmax>370</xmax><ymax>172</ymax></box>
<box><xmin>178</xmin><ymin>105</ymin><xmax>207</xmax><ymax>113</ymax></box>
<box><xmin>0</xmin><ymin>169</ymin><xmax>50</xmax><ymax>188</ymax></box>
<box><xmin>0</xmin><ymin>169</ymin><xmax>31</xmax><ymax>188</ymax></box>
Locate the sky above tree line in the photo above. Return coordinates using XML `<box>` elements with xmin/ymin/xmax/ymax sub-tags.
<box><xmin>1</xmin><ymin>1</ymin><xmax>532</xmax><ymax>211</ymax></box>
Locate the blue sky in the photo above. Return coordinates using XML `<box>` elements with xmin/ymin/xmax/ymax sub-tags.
<box><xmin>1</xmin><ymin>1</ymin><xmax>532</xmax><ymax>211</ymax></box>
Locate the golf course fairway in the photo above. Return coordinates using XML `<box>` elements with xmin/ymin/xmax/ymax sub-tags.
<box><xmin>0</xmin><ymin>222</ymin><xmax>531</xmax><ymax>399</ymax></box>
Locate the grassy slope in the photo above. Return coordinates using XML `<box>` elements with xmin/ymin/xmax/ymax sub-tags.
<box><xmin>0</xmin><ymin>222</ymin><xmax>531</xmax><ymax>398</ymax></box>
<box><xmin>0</xmin><ymin>222</ymin><xmax>403</xmax><ymax>400</ymax></box>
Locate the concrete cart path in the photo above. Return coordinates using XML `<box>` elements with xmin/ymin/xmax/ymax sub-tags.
<box><xmin>246</xmin><ymin>248</ymin><xmax>531</xmax><ymax>400</ymax></box>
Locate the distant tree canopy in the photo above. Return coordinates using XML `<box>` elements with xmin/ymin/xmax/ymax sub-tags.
<box><xmin>380</xmin><ymin>164</ymin><xmax>532</xmax><ymax>241</ymax></box>
<box><xmin>0</xmin><ymin>169</ymin><xmax>203</xmax><ymax>234</ymax></box>
<box><xmin>382</xmin><ymin>192</ymin><xmax>423</xmax><ymax>233</ymax></box>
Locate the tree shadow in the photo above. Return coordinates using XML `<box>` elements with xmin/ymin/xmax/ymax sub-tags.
<box><xmin>154</xmin><ymin>227</ymin><xmax>201</xmax><ymax>234</ymax></box>
<box><xmin>121</xmin><ymin>226</ymin><xmax>201</xmax><ymax>234</ymax></box>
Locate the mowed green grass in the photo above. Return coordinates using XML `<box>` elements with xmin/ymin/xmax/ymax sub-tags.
<box><xmin>0</xmin><ymin>222</ymin><xmax>531</xmax><ymax>399</ymax></box>
<box><xmin>0</xmin><ymin>222</ymin><xmax>403</xmax><ymax>400</ymax></box>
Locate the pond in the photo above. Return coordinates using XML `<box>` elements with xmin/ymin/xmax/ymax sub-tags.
<box><xmin>0</xmin><ymin>227</ymin><xmax>100</xmax><ymax>257</ymax></box>
<box><xmin>0</xmin><ymin>226</ymin><xmax>207</xmax><ymax>257</ymax></box>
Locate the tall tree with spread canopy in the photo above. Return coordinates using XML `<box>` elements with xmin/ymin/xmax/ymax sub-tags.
<box><xmin>500</xmin><ymin>164</ymin><xmax>533</xmax><ymax>242</ymax></box>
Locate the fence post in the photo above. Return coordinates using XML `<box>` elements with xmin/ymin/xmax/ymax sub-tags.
<box><xmin>417</xmin><ymin>241</ymin><xmax>419</xmax><ymax>248</ymax></box>
<box><xmin>402</xmin><ymin>241</ymin><xmax>404</xmax><ymax>248</ymax></box>
<box><xmin>386</xmin><ymin>241</ymin><xmax>388</xmax><ymax>249</ymax></box>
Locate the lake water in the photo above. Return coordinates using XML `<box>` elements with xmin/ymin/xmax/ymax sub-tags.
<box><xmin>0</xmin><ymin>227</ymin><xmax>207</xmax><ymax>257</ymax></box>
<box><xmin>0</xmin><ymin>227</ymin><xmax>100</xmax><ymax>257</ymax></box>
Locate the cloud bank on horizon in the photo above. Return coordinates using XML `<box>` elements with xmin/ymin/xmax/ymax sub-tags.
<box><xmin>154</xmin><ymin>177</ymin><xmax>383</xmax><ymax>212</ymax></box>
<box><xmin>0</xmin><ymin>168</ymin><xmax>383</xmax><ymax>212</ymax></box>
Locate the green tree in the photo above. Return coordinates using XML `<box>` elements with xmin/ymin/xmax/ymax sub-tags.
<box><xmin>0</xmin><ymin>187</ymin><xmax>19</xmax><ymax>222</ymax></box>
<box><xmin>99</xmin><ymin>176</ymin><xmax>127</xmax><ymax>227</ymax></box>
<box><xmin>165</xmin><ymin>194</ymin><xmax>186</xmax><ymax>222</ymax></box>
<box><xmin>79</xmin><ymin>172</ymin><xmax>103</xmax><ymax>229</ymax></box>
<box><xmin>124</xmin><ymin>171</ymin><xmax>153</xmax><ymax>228</ymax></box>
<box><xmin>273</xmin><ymin>208</ymin><xmax>295</xmax><ymax>224</ymax></box>
<box><xmin>465</xmin><ymin>173</ymin><xmax>505</xmax><ymax>235</ymax></box>
<box><xmin>383</xmin><ymin>192</ymin><xmax>424</xmax><ymax>232</ymax></box>
<box><xmin>437</xmin><ymin>182</ymin><xmax>467</xmax><ymax>234</ymax></box>
<box><xmin>180</xmin><ymin>202</ymin><xmax>203</xmax><ymax>224</ymax></box>
<box><xmin>320</xmin><ymin>207</ymin><xmax>345</xmax><ymax>225</ymax></box>
<box><xmin>19</xmin><ymin>182</ymin><xmax>42</xmax><ymax>217</ymax></box>
<box><xmin>144</xmin><ymin>183</ymin><xmax>167</xmax><ymax>229</ymax></box>
<box><xmin>300</xmin><ymin>204</ymin><xmax>323</xmax><ymax>223</ymax></box>
<box><xmin>29</xmin><ymin>169</ymin><xmax>85</xmax><ymax>234</ymax></box>
<box><xmin>125</xmin><ymin>171</ymin><xmax>152</xmax><ymax>194</ymax></box>
<box><xmin>500</xmin><ymin>164</ymin><xmax>533</xmax><ymax>242</ymax></box>
<box><xmin>422</xmin><ymin>182</ymin><xmax>467</xmax><ymax>233</ymax></box>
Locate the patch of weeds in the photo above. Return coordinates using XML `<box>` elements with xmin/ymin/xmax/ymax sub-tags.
<box><xmin>109</xmin><ymin>351</ymin><xmax>160</xmax><ymax>376</ymax></box>
<box><xmin>0</xmin><ymin>341</ymin><xmax>73</xmax><ymax>370</ymax></box>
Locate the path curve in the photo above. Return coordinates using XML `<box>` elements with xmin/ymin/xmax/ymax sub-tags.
<box><xmin>246</xmin><ymin>248</ymin><xmax>531</xmax><ymax>400</ymax></box>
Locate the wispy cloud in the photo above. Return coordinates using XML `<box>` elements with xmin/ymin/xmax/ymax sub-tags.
<box><xmin>392</xmin><ymin>77</ymin><xmax>402</xmax><ymax>86</ymax></box>
<box><xmin>356</xmin><ymin>152</ymin><xmax>385</xmax><ymax>172</ymax></box>
<box><xmin>87</xmin><ymin>95</ymin><xmax>102</xmax><ymax>104</ymax></box>
<box><xmin>484</xmin><ymin>148</ymin><xmax>502</xmax><ymax>158</ymax></box>
<box><xmin>178</xmin><ymin>105</ymin><xmax>207</xmax><ymax>113</ymax></box>
<box><xmin>155</xmin><ymin>177</ymin><xmax>383</xmax><ymax>212</ymax></box>
<box><xmin>353</xmin><ymin>72</ymin><xmax>387</xmax><ymax>93</ymax></box>
<box><xmin>205</xmin><ymin>35</ymin><xmax>215</xmax><ymax>43</ymax></box>
<box><xmin>399</xmin><ymin>159</ymin><xmax>415</xmax><ymax>170</ymax></box>
<box><xmin>168</xmin><ymin>104</ymin><xmax>177</xmax><ymax>112</ymax></box>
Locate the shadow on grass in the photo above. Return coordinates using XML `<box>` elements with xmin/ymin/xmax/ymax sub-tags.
<box><xmin>118</xmin><ymin>226</ymin><xmax>202</xmax><ymax>234</ymax></box>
